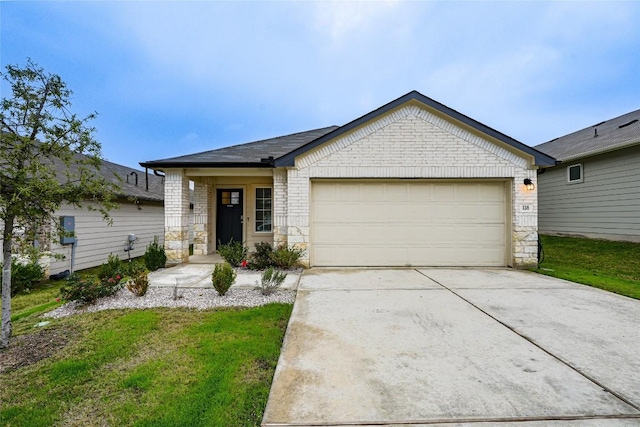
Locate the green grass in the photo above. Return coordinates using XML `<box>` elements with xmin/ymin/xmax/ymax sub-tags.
<box><xmin>534</xmin><ymin>235</ymin><xmax>640</xmax><ymax>299</ymax></box>
<box><xmin>0</xmin><ymin>304</ymin><xmax>292</xmax><ymax>426</ymax></box>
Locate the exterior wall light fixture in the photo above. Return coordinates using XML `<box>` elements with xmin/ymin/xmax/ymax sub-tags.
<box><xmin>524</xmin><ymin>178</ymin><xmax>535</xmax><ymax>191</ymax></box>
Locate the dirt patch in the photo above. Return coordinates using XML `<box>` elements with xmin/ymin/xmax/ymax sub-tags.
<box><xmin>0</xmin><ymin>325</ymin><xmax>77</xmax><ymax>373</ymax></box>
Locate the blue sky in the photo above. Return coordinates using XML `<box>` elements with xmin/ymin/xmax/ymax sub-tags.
<box><xmin>2</xmin><ymin>1</ymin><xmax>639</xmax><ymax>170</ymax></box>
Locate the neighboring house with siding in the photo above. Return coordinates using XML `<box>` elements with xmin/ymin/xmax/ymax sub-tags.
<box><xmin>46</xmin><ymin>159</ymin><xmax>165</xmax><ymax>275</ymax></box>
<box><xmin>535</xmin><ymin>109</ymin><xmax>640</xmax><ymax>242</ymax></box>
<box><xmin>142</xmin><ymin>91</ymin><xmax>555</xmax><ymax>268</ymax></box>
<box><xmin>0</xmin><ymin>157</ymin><xmax>164</xmax><ymax>274</ymax></box>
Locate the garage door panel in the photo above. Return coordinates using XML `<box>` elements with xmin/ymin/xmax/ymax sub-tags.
<box><xmin>457</xmin><ymin>185</ymin><xmax>480</xmax><ymax>200</ymax></box>
<box><xmin>311</xmin><ymin>181</ymin><xmax>507</xmax><ymax>266</ymax></box>
<box><xmin>482</xmin><ymin>204</ymin><xmax>505</xmax><ymax>220</ymax></box>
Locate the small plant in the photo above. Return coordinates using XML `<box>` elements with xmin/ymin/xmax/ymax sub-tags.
<box><xmin>121</xmin><ymin>262</ymin><xmax>150</xmax><ymax>297</ymax></box>
<box><xmin>248</xmin><ymin>241</ymin><xmax>273</xmax><ymax>270</ymax></box>
<box><xmin>144</xmin><ymin>236</ymin><xmax>167</xmax><ymax>271</ymax></box>
<box><xmin>98</xmin><ymin>253</ymin><xmax>123</xmax><ymax>282</ymax></box>
<box><xmin>60</xmin><ymin>273</ymin><xmax>123</xmax><ymax>305</ymax></box>
<box><xmin>211</xmin><ymin>262</ymin><xmax>237</xmax><ymax>296</ymax></box>
<box><xmin>125</xmin><ymin>273</ymin><xmax>150</xmax><ymax>297</ymax></box>
<box><xmin>270</xmin><ymin>245</ymin><xmax>304</xmax><ymax>269</ymax></box>
<box><xmin>217</xmin><ymin>239</ymin><xmax>248</xmax><ymax>267</ymax></box>
<box><xmin>259</xmin><ymin>267</ymin><xmax>287</xmax><ymax>296</ymax></box>
<box><xmin>0</xmin><ymin>259</ymin><xmax>45</xmax><ymax>296</ymax></box>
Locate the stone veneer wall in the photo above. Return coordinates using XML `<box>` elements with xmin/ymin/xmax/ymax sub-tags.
<box><xmin>164</xmin><ymin>170</ymin><xmax>191</xmax><ymax>265</ymax></box>
<box><xmin>284</xmin><ymin>104</ymin><xmax>539</xmax><ymax>267</ymax></box>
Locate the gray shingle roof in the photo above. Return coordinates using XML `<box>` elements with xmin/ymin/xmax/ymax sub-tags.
<box><xmin>536</xmin><ymin>109</ymin><xmax>640</xmax><ymax>162</ymax></box>
<box><xmin>57</xmin><ymin>152</ymin><xmax>164</xmax><ymax>202</ymax></box>
<box><xmin>141</xmin><ymin>90</ymin><xmax>557</xmax><ymax>169</ymax></box>
<box><xmin>99</xmin><ymin>159</ymin><xmax>165</xmax><ymax>202</ymax></box>
<box><xmin>140</xmin><ymin>126</ymin><xmax>339</xmax><ymax>168</ymax></box>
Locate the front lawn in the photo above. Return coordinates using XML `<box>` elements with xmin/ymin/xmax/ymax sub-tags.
<box><xmin>534</xmin><ymin>235</ymin><xmax>640</xmax><ymax>299</ymax></box>
<box><xmin>0</xmin><ymin>304</ymin><xmax>292</xmax><ymax>426</ymax></box>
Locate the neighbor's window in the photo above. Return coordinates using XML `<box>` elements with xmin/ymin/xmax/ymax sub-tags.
<box><xmin>255</xmin><ymin>188</ymin><xmax>272</xmax><ymax>233</ymax></box>
<box><xmin>567</xmin><ymin>164</ymin><xmax>583</xmax><ymax>183</ymax></box>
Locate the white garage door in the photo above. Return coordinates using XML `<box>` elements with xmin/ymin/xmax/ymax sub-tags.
<box><xmin>311</xmin><ymin>180</ymin><xmax>508</xmax><ymax>267</ymax></box>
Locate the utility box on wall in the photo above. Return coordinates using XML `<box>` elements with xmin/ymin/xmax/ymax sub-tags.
<box><xmin>60</xmin><ymin>216</ymin><xmax>76</xmax><ymax>245</ymax></box>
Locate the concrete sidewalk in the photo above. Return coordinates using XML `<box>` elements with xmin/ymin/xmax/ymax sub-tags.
<box><xmin>263</xmin><ymin>268</ymin><xmax>640</xmax><ymax>426</ymax></box>
<box><xmin>147</xmin><ymin>263</ymin><xmax>301</xmax><ymax>290</ymax></box>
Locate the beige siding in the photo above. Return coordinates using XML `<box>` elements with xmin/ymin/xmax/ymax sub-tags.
<box><xmin>538</xmin><ymin>145</ymin><xmax>640</xmax><ymax>242</ymax></box>
<box><xmin>50</xmin><ymin>201</ymin><xmax>165</xmax><ymax>274</ymax></box>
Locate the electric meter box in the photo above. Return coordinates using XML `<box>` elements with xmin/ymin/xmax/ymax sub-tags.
<box><xmin>60</xmin><ymin>216</ymin><xmax>76</xmax><ymax>245</ymax></box>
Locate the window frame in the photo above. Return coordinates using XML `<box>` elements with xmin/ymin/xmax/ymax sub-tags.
<box><xmin>567</xmin><ymin>163</ymin><xmax>583</xmax><ymax>184</ymax></box>
<box><xmin>254</xmin><ymin>187</ymin><xmax>273</xmax><ymax>234</ymax></box>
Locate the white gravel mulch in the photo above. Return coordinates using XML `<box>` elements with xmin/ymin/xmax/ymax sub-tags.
<box><xmin>44</xmin><ymin>287</ymin><xmax>296</xmax><ymax>319</ymax></box>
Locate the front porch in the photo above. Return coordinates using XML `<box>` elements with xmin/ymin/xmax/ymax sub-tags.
<box><xmin>163</xmin><ymin>169</ymin><xmax>287</xmax><ymax>266</ymax></box>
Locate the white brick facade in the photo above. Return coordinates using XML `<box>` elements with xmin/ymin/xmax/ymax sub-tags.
<box><xmin>164</xmin><ymin>170</ymin><xmax>191</xmax><ymax>265</ymax></box>
<box><xmin>279</xmin><ymin>105</ymin><xmax>539</xmax><ymax>267</ymax></box>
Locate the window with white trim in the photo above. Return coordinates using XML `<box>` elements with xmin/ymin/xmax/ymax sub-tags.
<box><xmin>567</xmin><ymin>164</ymin><xmax>583</xmax><ymax>183</ymax></box>
<box><xmin>255</xmin><ymin>188</ymin><xmax>272</xmax><ymax>233</ymax></box>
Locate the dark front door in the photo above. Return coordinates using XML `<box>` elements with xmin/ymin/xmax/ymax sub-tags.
<box><xmin>216</xmin><ymin>189</ymin><xmax>243</xmax><ymax>248</ymax></box>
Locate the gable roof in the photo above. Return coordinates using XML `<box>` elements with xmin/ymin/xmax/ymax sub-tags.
<box><xmin>140</xmin><ymin>90</ymin><xmax>557</xmax><ymax>170</ymax></box>
<box><xmin>140</xmin><ymin>126</ymin><xmax>339</xmax><ymax>168</ymax></box>
<box><xmin>275</xmin><ymin>91</ymin><xmax>557</xmax><ymax>167</ymax></box>
<box><xmin>535</xmin><ymin>109</ymin><xmax>640</xmax><ymax>162</ymax></box>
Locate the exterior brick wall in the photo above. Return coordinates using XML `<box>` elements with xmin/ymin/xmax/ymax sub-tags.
<box><xmin>164</xmin><ymin>170</ymin><xmax>190</xmax><ymax>265</ymax></box>
<box><xmin>192</xmin><ymin>179</ymin><xmax>212</xmax><ymax>255</ymax></box>
<box><xmin>273</xmin><ymin>169</ymin><xmax>288</xmax><ymax>246</ymax></box>
<box><xmin>284</xmin><ymin>105</ymin><xmax>539</xmax><ymax>267</ymax></box>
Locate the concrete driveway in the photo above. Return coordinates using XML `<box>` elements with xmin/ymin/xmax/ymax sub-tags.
<box><xmin>262</xmin><ymin>268</ymin><xmax>640</xmax><ymax>426</ymax></box>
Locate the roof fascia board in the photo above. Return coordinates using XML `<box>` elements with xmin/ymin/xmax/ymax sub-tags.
<box><xmin>139</xmin><ymin>161</ymin><xmax>272</xmax><ymax>169</ymax></box>
<box><xmin>185</xmin><ymin>167</ymin><xmax>274</xmax><ymax>177</ymax></box>
<box><xmin>274</xmin><ymin>91</ymin><xmax>557</xmax><ymax>167</ymax></box>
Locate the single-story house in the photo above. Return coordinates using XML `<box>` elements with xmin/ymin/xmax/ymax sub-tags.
<box><xmin>0</xmin><ymin>155</ymin><xmax>164</xmax><ymax>275</ymax></box>
<box><xmin>141</xmin><ymin>91</ymin><xmax>556</xmax><ymax>268</ymax></box>
<box><xmin>46</xmin><ymin>159</ymin><xmax>166</xmax><ymax>275</ymax></box>
<box><xmin>535</xmin><ymin>109</ymin><xmax>640</xmax><ymax>243</ymax></box>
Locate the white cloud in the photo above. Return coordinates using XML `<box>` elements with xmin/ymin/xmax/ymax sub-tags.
<box><xmin>310</xmin><ymin>1</ymin><xmax>403</xmax><ymax>44</ymax></box>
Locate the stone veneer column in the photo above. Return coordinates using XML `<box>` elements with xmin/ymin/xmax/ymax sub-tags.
<box><xmin>512</xmin><ymin>170</ymin><xmax>539</xmax><ymax>268</ymax></box>
<box><xmin>192</xmin><ymin>180</ymin><xmax>211</xmax><ymax>255</ymax></box>
<box><xmin>273</xmin><ymin>169</ymin><xmax>288</xmax><ymax>246</ymax></box>
<box><xmin>164</xmin><ymin>170</ymin><xmax>190</xmax><ymax>265</ymax></box>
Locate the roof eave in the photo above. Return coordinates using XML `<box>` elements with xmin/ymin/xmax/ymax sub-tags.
<box><xmin>139</xmin><ymin>161</ymin><xmax>273</xmax><ymax>169</ymax></box>
<box><xmin>551</xmin><ymin>139</ymin><xmax>640</xmax><ymax>164</ymax></box>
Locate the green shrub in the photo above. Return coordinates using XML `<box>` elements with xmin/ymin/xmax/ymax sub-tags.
<box><xmin>270</xmin><ymin>245</ymin><xmax>304</xmax><ymax>269</ymax></box>
<box><xmin>0</xmin><ymin>259</ymin><xmax>45</xmax><ymax>296</ymax></box>
<box><xmin>60</xmin><ymin>273</ymin><xmax>123</xmax><ymax>305</ymax></box>
<box><xmin>144</xmin><ymin>236</ymin><xmax>167</xmax><ymax>271</ymax></box>
<box><xmin>211</xmin><ymin>263</ymin><xmax>236</xmax><ymax>296</ymax></box>
<box><xmin>217</xmin><ymin>239</ymin><xmax>248</xmax><ymax>267</ymax></box>
<box><xmin>98</xmin><ymin>254</ymin><xmax>124</xmax><ymax>282</ymax></box>
<box><xmin>248</xmin><ymin>241</ymin><xmax>273</xmax><ymax>270</ymax></box>
<box><xmin>259</xmin><ymin>267</ymin><xmax>287</xmax><ymax>296</ymax></box>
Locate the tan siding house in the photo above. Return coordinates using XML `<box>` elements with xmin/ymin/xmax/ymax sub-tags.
<box><xmin>142</xmin><ymin>91</ymin><xmax>556</xmax><ymax>269</ymax></box>
<box><xmin>45</xmin><ymin>160</ymin><xmax>165</xmax><ymax>275</ymax></box>
<box><xmin>537</xmin><ymin>110</ymin><xmax>640</xmax><ymax>242</ymax></box>
<box><xmin>49</xmin><ymin>200</ymin><xmax>164</xmax><ymax>274</ymax></box>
